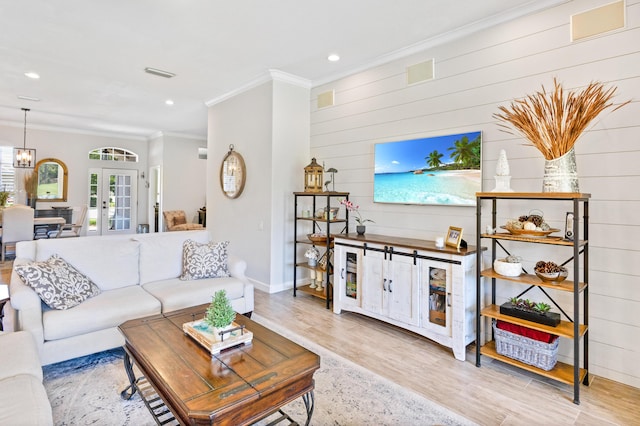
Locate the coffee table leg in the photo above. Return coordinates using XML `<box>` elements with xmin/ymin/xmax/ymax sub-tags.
<box><xmin>120</xmin><ymin>351</ymin><xmax>138</xmax><ymax>400</ymax></box>
<box><xmin>302</xmin><ymin>391</ymin><xmax>314</xmax><ymax>426</ymax></box>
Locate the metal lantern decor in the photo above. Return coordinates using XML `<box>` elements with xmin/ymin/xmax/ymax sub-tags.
<box><xmin>304</xmin><ymin>158</ymin><xmax>323</xmax><ymax>193</ymax></box>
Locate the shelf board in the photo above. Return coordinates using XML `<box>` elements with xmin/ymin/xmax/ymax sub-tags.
<box><xmin>481</xmin><ymin>232</ymin><xmax>586</xmax><ymax>246</ymax></box>
<box><xmin>482</xmin><ymin>305</ymin><xmax>588</xmax><ymax>339</ymax></box>
<box><xmin>476</xmin><ymin>192</ymin><xmax>591</xmax><ymax>200</ymax></box>
<box><xmin>295</xmin><ymin>239</ymin><xmax>334</xmax><ymax>248</ymax></box>
<box><xmin>296</xmin><ymin>217</ymin><xmax>348</xmax><ymax>223</ymax></box>
<box><xmin>296</xmin><ymin>284</ymin><xmax>331</xmax><ymax>301</ymax></box>
<box><xmin>295</xmin><ymin>262</ymin><xmax>330</xmax><ymax>273</ymax></box>
<box><xmin>481</xmin><ymin>341</ymin><xmax>587</xmax><ymax>385</ymax></box>
<box><xmin>480</xmin><ymin>268</ymin><xmax>587</xmax><ymax>293</ymax></box>
<box><xmin>293</xmin><ymin>191</ymin><xmax>349</xmax><ymax>196</ymax></box>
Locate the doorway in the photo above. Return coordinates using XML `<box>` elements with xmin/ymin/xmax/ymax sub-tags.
<box><xmin>88</xmin><ymin>168</ymin><xmax>138</xmax><ymax>235</ymax></box>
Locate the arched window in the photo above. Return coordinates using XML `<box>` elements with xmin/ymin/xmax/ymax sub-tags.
<box><xmin>89</xmin><ymin>147</ymin><xmax>138</xmax><ymax>162</ymax></box>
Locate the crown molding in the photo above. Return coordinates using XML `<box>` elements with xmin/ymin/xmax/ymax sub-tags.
<box><xmin>205</xmin><ymin>69</ymin><xmax>311</xmax><ymax>107</ymax></box>
<box><xmin>0</xmin><ymin>119</ymin><xmax>150</xmax><ymax>141</ymax></box>
<box><xmin>312</xmin><ymin>0</ymin><xmax>567</xmax><ymax>87</ymax></box>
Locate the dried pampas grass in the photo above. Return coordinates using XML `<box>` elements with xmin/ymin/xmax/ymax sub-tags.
<box><xmin>494</xmin><ymin>78</ymin><xmax>629</xmax><ymax>160</ymax></box>
<box><xmin>24</xmin><ymin>171</ymin><xmax>38</xmax><ymax>196</ymax></box>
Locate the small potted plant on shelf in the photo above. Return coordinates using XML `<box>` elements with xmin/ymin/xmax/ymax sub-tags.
<box><xmin>339</xmin><ymin>199</ymin><xmax>374</xmax><ymax>235</ymax></box>
<box><xmin>204</xmin><ymin>290</ymin><xmax>236</xmax><ymax>339</ymax></box>
<box><xmin>500</xmin><ymin>297</ymin><xmax>561</xmax><ymax>327</ymax></box>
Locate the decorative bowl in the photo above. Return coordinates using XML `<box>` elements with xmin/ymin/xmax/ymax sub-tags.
<box><xmin>500</xmin><ymin>226</ymin><xmax>560</xmax><ymax>238</ymax></box>
<box><xmin>535</xmin><ymin>269</ymin><xmax>568</xmax><ymax>283</ymax></box>
<box><xmin>493</xmin><ymin>258</ymin><xmax>522</xmax><ymax>277</ymax></box>
<box><xmin>307</xmin><ymin>233</ymin><xmax>334</xmax><ymax>244</ymax></box>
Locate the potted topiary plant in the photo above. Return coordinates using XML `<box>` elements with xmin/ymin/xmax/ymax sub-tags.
<box><xmin>204</xmin><ymin>290</ymin><xmax>236</xmax><ymax>338</ymax></box>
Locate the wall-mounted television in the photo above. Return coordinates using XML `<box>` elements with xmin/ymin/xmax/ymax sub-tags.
<box><xmin>374</xmin><ymin>131</ymin><xmax>482</xmax><ymax>206</ymax></box>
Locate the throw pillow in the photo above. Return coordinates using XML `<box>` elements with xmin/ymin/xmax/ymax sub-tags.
<box><xmin>180</xmin><ymin>239</ymin><xmax>230</xmax><ymax>280</ymax></box>
<box><xmin>14</xmin><ymin>255</ymin><xmax>101</xmax><ymax>310</ymax></box>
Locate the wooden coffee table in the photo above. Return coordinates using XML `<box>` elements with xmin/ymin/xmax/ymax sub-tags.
<box><xmin>118</xmin><ymin>304</ymin><xmax>320</xmax><ymax>425</ymax></box>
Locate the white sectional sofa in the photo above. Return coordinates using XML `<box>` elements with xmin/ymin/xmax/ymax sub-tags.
<box><xmin>4</xmin><ymin>230</ymin><xmax>254</xmax><ymax>365</ymax></box>
<box><xmin>0</xmin><ymin>331</ymin><xmax>53</xmax><ymax>425</ymax></box>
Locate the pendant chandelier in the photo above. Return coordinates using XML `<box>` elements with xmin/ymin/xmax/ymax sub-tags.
<box><xmin>13</xmin><ymin>108</ymin><xmax>36</xmax><ymax>168</ymax></box>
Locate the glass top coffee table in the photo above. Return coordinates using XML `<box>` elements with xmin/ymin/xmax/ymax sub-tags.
<box><xmin>118</xmin><ymin>304</ymin><xmax>320</xmax><ymax>425</ymax></box>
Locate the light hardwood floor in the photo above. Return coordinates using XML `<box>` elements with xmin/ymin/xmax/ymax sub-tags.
<box><xmin>254</xmin><ymin>290</ymin><xmax>639</xmax><ymax>426</ymax></box>
<box><xmin>2</xmin><ymin>261</ymin><xmax>638</xmax><ymax>425</ymax></box>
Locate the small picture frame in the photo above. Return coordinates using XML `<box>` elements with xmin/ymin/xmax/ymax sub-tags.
<box><xmin>446</xmin><ymin>226</ymin><xmax>463</xmax><ymax>249</ymax></box>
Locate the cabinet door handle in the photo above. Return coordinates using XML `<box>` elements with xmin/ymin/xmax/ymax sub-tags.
<box><xmin>389</xmin><ymin>280</ymin><xmax>393</xmax><ymax>292</ymax></box>
<box><xmin>447</xmin><ymin>292</ymin><xmax>452</xmax><ymax>307</ymax></box>
<box><xmin>341</xmin><ymin>268</ymin><xmax>345</xmax><ymax>279</ymax></box>
<box><xmin>383</xmin><ymin>278</ymin><xmax>387</xmax><ymax>292</ymax></box>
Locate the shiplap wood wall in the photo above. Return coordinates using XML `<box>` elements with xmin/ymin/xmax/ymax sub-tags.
<box><xmin>310</xmin><ymin>0</ymin><xmax>640</xmax><ymax>388</ymax></box>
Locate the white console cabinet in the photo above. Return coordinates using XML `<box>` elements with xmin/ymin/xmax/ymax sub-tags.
<box><xmin>333</xmin><ymin>234</ymin><xmax>480</xmax><ymax>361</ymax></box>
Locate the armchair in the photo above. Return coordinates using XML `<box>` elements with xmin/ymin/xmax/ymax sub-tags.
<box><xmin>163</xmin><ymin>210</ymin><xmax>204</xmax><ymax>231</ymax></box>
<box><xmin>47</xmin><ymin>205</ymin><xmax>87</xmax><ymax>238</ymax></box>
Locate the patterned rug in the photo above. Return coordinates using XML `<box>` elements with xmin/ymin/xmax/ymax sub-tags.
<box><xmin>43</xmin><ymin>314</ymin><xmax>476</xmax><ymax>425</ymax></box>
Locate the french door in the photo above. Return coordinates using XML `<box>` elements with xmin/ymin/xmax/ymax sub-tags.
<box><xmin>88</xmin><ymin>168</ymin><xmax>138</xmax><ymax>235</ymax></box>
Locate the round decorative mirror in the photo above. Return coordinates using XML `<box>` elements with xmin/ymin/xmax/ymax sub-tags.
<box><xmin>219</xmin><ymin>145</ymin><xmax>246</xmax><ymax>199</ymax></box>
<box><xmin>35</xmin><ymin>158</ymin><xmax>68</xmax><ymax>202</ymax></box>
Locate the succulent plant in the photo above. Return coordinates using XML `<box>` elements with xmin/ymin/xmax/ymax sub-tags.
<box><xmin>509</xmin><ymin>297</ymin><xmax>552</xmax><ymax>315</ymax></box>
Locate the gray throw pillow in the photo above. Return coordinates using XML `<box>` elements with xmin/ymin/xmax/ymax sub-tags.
<box><xmin>180</xmin><ymin>239</ymin><xmax>230</xmax><ymax>280</ymax></box>
<box><xmin>15</xmin><ymin>255</ymin><xmax>101</xmax><ymax>310</ymax></box>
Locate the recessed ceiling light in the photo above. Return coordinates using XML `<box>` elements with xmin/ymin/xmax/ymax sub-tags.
<box><xmin>327</xmin><ymin>54</ymin><xmax>340</xmax><ymax>62</ymax></box>
<box><xmin>165</xmin><ymin>99</ymin><xmax>174</xmax><ymax>106</ymax></box>
<box><xmin>24</xmin><ymin>72</ymin><xmax>40</xmax><ymax>79</ymax></box>
<box><xmin>144</xmin><ymin>67</ymin><xmax>176</xmax><ymax>78</ymax></box>
<box><xmin>17</xmin><ymin>95</ymin><xmax>41</xmax><ymax>102</ymax></box>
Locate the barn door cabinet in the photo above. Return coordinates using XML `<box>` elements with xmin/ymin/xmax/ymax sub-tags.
<box><xmin>475</xmin><ymin>192</ymin><xmax>589</xmax><ymax>405</ymax></box>
<box><xmin>333</xmin><ymin>234</ymin><xmax>479</xmax><ymax>361</ymax></box>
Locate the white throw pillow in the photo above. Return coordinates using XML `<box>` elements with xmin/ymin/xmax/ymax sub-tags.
<box><xmin>180</xmin><ymin>240</ymin><xmax>230</xmax><ymax>280</ymax></box>
<box><xmin>14</xmin><ymin>255</ymin><xmax>101</xmax><ymax>310</ymax></box>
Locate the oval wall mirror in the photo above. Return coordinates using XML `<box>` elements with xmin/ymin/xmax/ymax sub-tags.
<box><xmin>35</xmin><ymin>158</ymin><xmax>68</xmax><ymax>202</ymax></box>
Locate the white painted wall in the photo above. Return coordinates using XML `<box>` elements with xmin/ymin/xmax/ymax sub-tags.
<box><xmin>208</xmin><ymin>82</ymin><xmax>275</xmax><ymax>288</ymax></box>
<box><xmin>0</xmin><ymin>124</ymin><xmax>150</xmax><ymax>226</ymax></box>
<box><xmin>310</xmin><ymin>0</ymin><xmax>640</xmax><ymax>388</ymax></box>
<box><xmin>207</xmin><ymin>78</ymin><xmax>310</xmax><ymax>291</ymax></box>
<box><xmin>160</xmin><ymin>134</ymin><xmax>207</xmax><ymax>225</ymax></box>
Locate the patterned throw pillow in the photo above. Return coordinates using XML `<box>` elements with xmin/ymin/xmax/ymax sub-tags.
<box><xmin>180</xmin><ymin>239</ymin><xmax>230</xmax><ymax>280</ymax></box>
<box><xmin>14</xmin><ymin>255</ymin><xmax>101</xmax><ymax>310</ymax></box>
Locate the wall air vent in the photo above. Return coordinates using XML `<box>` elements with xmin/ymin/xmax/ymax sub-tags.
<box><xmin>407</xmin><ymin>59</ymin><xmax>434</xmax><ymax>85</ymax></box>
<box><xmin>317</xmin><ymin>90</ymin><xmax>335</xmax><ymax>108</ymax></box>
<box><xmin>144</xmin><ymin>67</ymin><xmax>176</xmax><ymax>78</ymax></box>
<box><xmin>571</xmin><ymin>1</ymin><xmax>625</xmax><ymax>42</ymax></box>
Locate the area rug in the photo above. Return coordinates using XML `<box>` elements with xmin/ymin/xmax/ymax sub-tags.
<box><xmin>43</xmin><ymin>314</ymin><xmax>476</xmax><ymax>425</ymax></box>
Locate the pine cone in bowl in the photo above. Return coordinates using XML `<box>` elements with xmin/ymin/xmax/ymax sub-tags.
<box><xmin>534</xmin><ymin>261</ymin><xmax>567</xmax><ymax>282</ymax></box>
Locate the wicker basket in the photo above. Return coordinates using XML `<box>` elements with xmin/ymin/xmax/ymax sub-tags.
<box><xmin>493</xmin><ymin>323</ymin><xmax>559</xmax><ymax>371</ymax></box>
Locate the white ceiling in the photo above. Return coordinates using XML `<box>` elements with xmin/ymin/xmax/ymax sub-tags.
<box><xmin>0</xmin><ymin>1</ymin><xmax>561</xmax><ymax>140</ymax></box>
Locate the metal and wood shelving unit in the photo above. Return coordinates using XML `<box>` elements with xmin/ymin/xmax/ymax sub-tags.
<box><xmin>475</xmin><ymin>192</ymin><xmax>589</xmax><ymax>404</ymax></box>
<box><xmin>293</xmin><ymin>192</ymin><xmax>349</xmax><ymax>309</ymax></box>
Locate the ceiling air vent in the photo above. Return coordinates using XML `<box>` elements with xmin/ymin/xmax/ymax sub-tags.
<box><xmin>144</xmin><ymin>67</ymin><xmax>176</xmax><ymax>78</ymax></box>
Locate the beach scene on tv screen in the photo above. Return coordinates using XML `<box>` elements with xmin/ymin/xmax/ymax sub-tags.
<box><xmin>374</xmin><ymin>131</ymin><xmax>482</xmax><ymax>206</ymax></box>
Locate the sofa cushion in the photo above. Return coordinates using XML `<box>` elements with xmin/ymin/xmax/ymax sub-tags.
<box><xmin>133</xmin><ymin>230</ymin><xmax>210</xmax><ymax>285</ymax></box>
<box><xmin>14</xmin><ymin>255</ymin><xmax>101</xmax><ymax>310</ymax></box>
<box><xmin>33</xmin><ymin>237</ymin><xmax>140</xmax><ymax>291</ymax></box>
<box><xmin>42</xmin><ymin>285</ymin><xmax>161</xmax><ymax>341</ymax></box>
<box><xmin>180</xmin><ymin>240</ymin><xmax>230</xmax><ymax>280</ymax></box>
<box><xmin>143</xmin><ymin>276</ymin><xmax>244</xmax><ymax>313</ymax></box>
<box><xmin>0</xmin><ymin>374</ymin><xmax>53</xmax><ymax>426</ymax></box>
<box><xmin>0</xmin><ymin>331</ymin><xmax>43</xmax><ymax>381</ymax></box>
